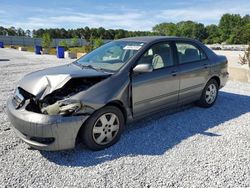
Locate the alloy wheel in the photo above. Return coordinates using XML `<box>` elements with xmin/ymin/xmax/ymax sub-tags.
<box><xmin>205</xmin><ymin>83</ymin><xmax>217</xmax><ymax>104</ymax></box>
<box><xmin>92</xmin><ymin>113</ymin><xmax>120</xmax><ymax>145</ymax></box>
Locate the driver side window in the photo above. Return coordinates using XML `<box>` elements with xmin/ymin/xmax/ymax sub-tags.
<box><xmin>137</xmin><ymin>43</ymin><xmax>174</xmax><ymax>70</ymax></box>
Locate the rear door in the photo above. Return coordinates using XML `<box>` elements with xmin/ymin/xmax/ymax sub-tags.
<box><xmin>175</xmin><ymin>41</ymin><xmax>210</xmax><ymax>105</ymax></box>
<box><xmin>131</xmin><ymin>42</ymin><xmax>180</xmax><ymax>117</ymax></box>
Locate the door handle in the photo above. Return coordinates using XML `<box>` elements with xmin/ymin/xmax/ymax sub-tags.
<box><xmin>171</xmin><ymin>70</ymin><xmax>177</xmax><ymax>77</ymax></box>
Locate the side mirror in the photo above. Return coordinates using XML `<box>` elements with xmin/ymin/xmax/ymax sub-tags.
<box><xmin>133</xmin><ymin>64</ymin><xmax>153</xmax><ymax>73</ymax></box>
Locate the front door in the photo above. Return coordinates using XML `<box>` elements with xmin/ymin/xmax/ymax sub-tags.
<box><xmin>132</xmin><ymin>42</ymin><xmax>180</xmax><ymax>118</ymax></box>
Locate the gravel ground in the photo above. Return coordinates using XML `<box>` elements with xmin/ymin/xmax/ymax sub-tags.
<box><xmin>0</xmin><ymin>48</ymin><xmax>250</xmax><ymax>188</ymax></box>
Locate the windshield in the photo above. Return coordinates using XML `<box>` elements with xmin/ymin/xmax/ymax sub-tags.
<box><xmin>75</xmin><ymin>41</ymin><xmax>145</xmax><ymax>71</ymax></box>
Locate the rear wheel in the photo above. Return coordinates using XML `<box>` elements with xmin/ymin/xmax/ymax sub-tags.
<box><xmin>196</xmin><ymin>79</ymin><xmax>219</xmax><ymax>108</ymax></box>
<box><xmin>80</xmin><ymin>106</ymin><xmax>124</xmax><ymax>150</ymax></box>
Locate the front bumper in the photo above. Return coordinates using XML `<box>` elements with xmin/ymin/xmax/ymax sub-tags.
<box><xmin>7</xmin><ymin>99</ymin><xmax>89</xmax><ymax>151</ymax></box>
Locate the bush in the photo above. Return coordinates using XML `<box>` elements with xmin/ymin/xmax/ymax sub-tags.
<box><xmin>67</xmin><ymin>47</ymin><xmax>85</xmax><ymax>53</ymax></box>
<box><xmin>59</xmin><ymin>40</ymin><xmax>69</xmax><ymax>51</ymax></box>
<box><xmin>41</xmin><ymin>33</ymin><xmax>52</xmax><ymax>48</ymax></box>
<box><xmin>83</xmin><ymin>44</ymin><xmax>92</xmax><ymax>53</ymax></box>
<box><xmin>93</xmin><ymin>38</ymin><xmax>104</xmax><ymax>49</ymax></box>
<box><xmin>239</xmin><ymin>43</ymin><xmax>250</xmax><ymax>68</ymax></box>
<box><xmin>71</xmin><ymin>36</ymin><xmax>78</xmax><ymax>47</ymax></box>
<box><xmin>83</xmin><ymin>38</ymin><xmax>104</xmax><ymax>53</ymax></box>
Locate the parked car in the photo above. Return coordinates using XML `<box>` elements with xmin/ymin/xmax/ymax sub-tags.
<box><xmin>7</xmin><ymin>36</ymin><xmax>229</xmax><ymax>151</ymax></box>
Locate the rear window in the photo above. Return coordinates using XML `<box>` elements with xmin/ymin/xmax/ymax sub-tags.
<box><xmin>176</xmin><ymin>43</ymin><xmax>206</xmax><ymax>64</ymax></box>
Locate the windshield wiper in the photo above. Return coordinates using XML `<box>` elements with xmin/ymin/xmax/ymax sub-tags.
<box><xmin>81</xmin><ymin>64</ymin><xmax>97</xmax><ymax>70</ymax></box>
<box><xmin>73</xmin><ymin>61</ymin><xmax>98</xmax><ymax>70</ymax></box>
<box><xmin>74</xmin><ymin>62</ymin><xmax>114</xmax><ymax>73</ymax></box>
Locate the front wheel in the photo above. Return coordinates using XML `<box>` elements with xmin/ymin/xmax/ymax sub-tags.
<box><xmin>80</xmin><ymin>106</ymin><xmax>124</xmax><ymax>150</ymax></box>
<box><xmin>196</xmin><ymin>79</ymin><xmax>219</xmax><ymax>108</ymax></box>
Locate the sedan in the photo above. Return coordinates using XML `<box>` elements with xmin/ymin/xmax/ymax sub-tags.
<box><xmin>7</xmin><ymin>36</ymin><xmax>229</xmax><ymax>151</ymax></box>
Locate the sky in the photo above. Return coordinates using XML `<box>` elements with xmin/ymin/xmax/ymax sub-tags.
<box><xmin>0</xmin><ymin>0</ymin><xmax>249</xmax><ymax>31</ymax></box>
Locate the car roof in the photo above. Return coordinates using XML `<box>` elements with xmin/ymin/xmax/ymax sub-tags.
<box><xmin>118</xmin><ymin>36</ymin><xmax>197</xmax><ymax>43</ymax></box>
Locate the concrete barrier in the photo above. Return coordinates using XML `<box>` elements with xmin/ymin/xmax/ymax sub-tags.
<box><xmin>228</xmin><ymin>67</ymin><xmax>250</xmax><ymax>83</ymax></box>
<box><xmin>10</xmin><ymin>45</ymin><xmax>17</xmax><ymax>49</ymax></box>
<box><xmin>18</xmin><ymin>47</ymin><xmax>27</xmax><ymax>51</ymax></box>
<box><xmin>65</xmin><ymin>51</ymin><xmax>77</xmax><ymax>59</ymax></box>
<box><xmin>213</xmin><ymin>50</ymin><xmax>250</xmax><ymax>83</ymax></box>
<box><xmin>207</xmin><ymin>44</ymin><xmax>249</xmax><ymax>51</ymax></box>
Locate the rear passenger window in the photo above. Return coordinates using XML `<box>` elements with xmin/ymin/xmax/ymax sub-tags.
<box><xmin>176</xmin><ymin>43</ymin><xmax>206</xmax><ymax>64</ymax></box>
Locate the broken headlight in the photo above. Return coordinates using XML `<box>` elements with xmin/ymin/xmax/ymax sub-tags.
<box><xmin>13</xmin><ymin>88</ymin><xmax>25</xmax><ymax>109</ymax></box>
<box><xmin>41</xmin><ymin>99</ymin><xmax>82</xmax><ymax>115</ymax></box>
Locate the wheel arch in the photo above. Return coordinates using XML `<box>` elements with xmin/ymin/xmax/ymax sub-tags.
<box><xmin>208</xmin><ymin>76</ymin><xmax>220</xmax><ymax>87</ymax></box>
<box><xmin>75</xmin><ymin>100</ymin><xmax>127</xmax><ymax>147</ymax></box>
<box><xmin>106</xmin><ymin>100</ymin><xmax>127</xmax><ymax>124</ymax></box>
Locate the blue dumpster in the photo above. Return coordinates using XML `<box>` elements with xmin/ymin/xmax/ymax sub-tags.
<box><xmin>35</xmin><ymin>45</ymin><xmax>42</xmax><ymax>54</ymax></box>
<box><xmin>57</xmin><ymin>46</ymin><xmax>64</xmax><ymax>58</ymax></box>
<box><xmin>0</xmin><ymin>42</ymin><xmax>4</xmax><ymax>48</ymax></box>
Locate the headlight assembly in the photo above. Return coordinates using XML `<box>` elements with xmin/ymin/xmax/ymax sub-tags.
<box><xmin>41</xmin><ymin>99</ymin><xmax>82</xmax><ymax>115</ymax></box>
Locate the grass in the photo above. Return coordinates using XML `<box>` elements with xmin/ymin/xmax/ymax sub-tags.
<box><xmin>68</xmin><ymin>46</ymin><xmax>85</xmax><ymax>53</ymax></box>
<box><xmin>48</xmin><ymin>48</ymin><xmax>56</xmax><ymax>55</ymax></box>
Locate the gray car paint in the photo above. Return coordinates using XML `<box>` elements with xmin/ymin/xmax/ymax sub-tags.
<box><xmin>18</xmin><ymin>63</ymin><xmax>111</xmax><ymax>99</ymax></box>
<box><xmin>132</xmin><ymin>66</ymin><xmax>180</xmax><ymax>117</ymax></box>
<box><xmin>7</xmin><ymin>98</ymin><xmax>89</xmax><ymax>150</ymax></box>
<box><xmin>7</xmin><ymin>36</ymin><xmax>228</xmax><ymax>151</ymax></box>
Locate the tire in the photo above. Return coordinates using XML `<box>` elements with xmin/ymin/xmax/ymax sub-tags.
<box><xmin>196</xmin><ymin>79</ymin><xmax>219</xmax><ymax>108</ymax></box>
<box><xmin>80</xmin><ymin>106</ymin><xmax>125</xmax><ymax>151</ymax></box>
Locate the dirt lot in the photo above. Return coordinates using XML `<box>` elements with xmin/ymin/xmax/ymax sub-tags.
<box><xmin>0</xmin><ymin>48</ymin><xmax>250</xmax><ymax>187</ymax></box>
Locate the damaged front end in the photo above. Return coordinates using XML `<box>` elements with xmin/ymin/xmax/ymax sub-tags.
<box><xmin>17</xmin><ymin>76</ymin><xmax>108</xmax><ymax>116</ymax></box>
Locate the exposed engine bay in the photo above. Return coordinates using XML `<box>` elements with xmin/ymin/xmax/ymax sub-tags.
<box><xmin>41</xmin><ymin>77</ymin><xmax>105</xmax><ymax>105</ymax></box>
<box><xmin>18</xmin><ymin>76</ymin><xmax>108</xmax><ymax>115</ymax></box>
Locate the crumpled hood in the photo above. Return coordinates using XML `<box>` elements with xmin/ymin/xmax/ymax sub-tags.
<box><xmin>18</xmin><ymin>63</ymin><xmax>110</xmax><ymax>99</ymax></box>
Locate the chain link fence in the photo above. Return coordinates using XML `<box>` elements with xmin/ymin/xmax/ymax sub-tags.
<box><xmin>0</xmin><ymin>35</ymin><xmax>88</xmax><ymax>47</ymax></box>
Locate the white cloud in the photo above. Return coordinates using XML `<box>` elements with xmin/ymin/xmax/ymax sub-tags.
<box><xmin>156</xmin><ymin>4</ymin><xmax>250</xmax><ymax>24</ymax></box>
<box><xmin>157</xmin><ymin>9</ymin><xmax>225</xmax><ymax>23</ymax></box>
<box><xmin>1</xmin><ymin>1</ymin><xmax>250</xmax><ymax>31</ymax></box>
<box><xmin>11</xmin><ymin>11</ymin><xmax>155</xmax><ymax>31</ymax></box>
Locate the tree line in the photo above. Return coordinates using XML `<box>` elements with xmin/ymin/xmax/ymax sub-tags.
<box><xmin>0</xmin><ymin>13</ymin><xmax>249</xmax><ymax>44</ymax></box>
<box><xmin>0</xmin><ymin>26</ymin><xmax>157</xmax><ymax>41</ymax></box>
<box><xmin>153</xmin><ymin>14</ymin><xmax>250</xmax><ymax>44</ymax></box>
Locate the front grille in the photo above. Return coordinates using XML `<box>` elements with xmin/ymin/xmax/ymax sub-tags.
<box><xmin>20</xmin><ymin>132</ymin><xmax>55</xmax><ymax>145</ymax></box>
<box><xmin>30</xmin><ymin>136</ymin><xmax>55</xmax><ymax>145</ymax></box>
<box><xmin>25</xmin><ymin>99</ymin><xmax>41</xmax><ymax>113</ymax></box>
